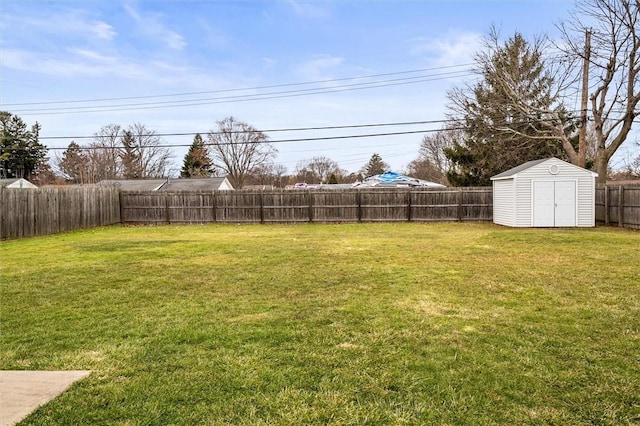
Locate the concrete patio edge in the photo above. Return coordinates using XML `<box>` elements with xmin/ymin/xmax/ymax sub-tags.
<box><xmin>0</xmin><ymin>370</ymin><xmax>91</xmax><ymax>426</ymax></box>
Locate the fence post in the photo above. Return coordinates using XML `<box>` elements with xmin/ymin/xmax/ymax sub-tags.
<box><xmin>457</xmin><ymin>188</ymin><xmax>463</xmax><ymax>221</ymax></box>
<box><xmin>604</xmin><ymin>185</ymin><xmax>609</xmax><ymax>225</ymax></box>
<box><xmin>407</xmin><ymin>190</ymin><xmax>412</xmax><ymax>222</ymax></box>
<box><xmin>0</xmin><ymin>187</ymin><xmax>5</xmax><ymax>240</ymax></box>
<box><xmin>618</xmin><ymin>185</ymin><xmax>624</xmax><ymax>228</ymax></box>
<box><xmin>259</xmin><ymin>191</ymin><xmax>264</xmax><ymax>224</ymax></box>
<box><xmin>211</xmin><ymin>191</ymin><xmax>217</xmax><ymax>223</ymax></box>
<box><xmin>308</xmin><ymin>190</ymin><xmax>314</xmax><ymax>223</ymax></box>
<box><xmin>118</xmin><ymin>190</ymin><xmax>124</xmax><ymax>224</ymax></box>
<box><xmin>164</xmin><ymin>193</ymin><xmax>170</xmax><ymax>224</ymax></box>
<box><xmin>357</xmin><ymin>190</ymin><xmax>362</xmax><ymax>223</ymax></box>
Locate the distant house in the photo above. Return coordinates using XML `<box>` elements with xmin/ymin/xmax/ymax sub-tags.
<box><xmin>98</xmin><ymin>179</ymin><xmax>167</xmax><ymax>191</ymax></box>
<box><xmin>97</xmin><ymin>177</ymin><xmax>234</xmax><ymax>192</ymax></box>
<box><xmin>0</xmin><ymin>178</ymin><xmax>38</xmax><ymax>189</ymax></box>
<box><xmin>159</xmin><ymin>177</ymin><xmax>234</xmax><ymax>192</ymax></box>
<box><xmin>353</xmin><ymin>171</ymin><xmax>446</xmax><ymax>189</ymax></box>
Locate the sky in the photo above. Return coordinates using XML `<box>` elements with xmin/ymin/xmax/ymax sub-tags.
<box><xmin>1</xmin><ymin>0</ymin><xmax>638</xmax><ymax>176</ymax></box>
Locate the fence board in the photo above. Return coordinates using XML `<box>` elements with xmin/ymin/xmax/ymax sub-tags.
<box><xmin>214</xmin><ymin>191</ymin><xmax>262</xmax><ymax>223</ymax></box>
<box><xmin>595</xmin><ymin>184</ymin><xmax>640</xmax><ymax>229</ymax></box>
<box><xmin>262</xmin><ymin>191</ymin><xmax>310</xmax><ymax>223</ymax></box>
<box><xmin>119</xmin><ymin>188</ymin><xmax>496</xmax><ymax>225</ymax></box>
<box><xmin>359</xmin><ymin>190</ymin><xmax>409</xmax><ymax>222</ymax></box>
<box><xmin>311</xmin><ymin>191</ymin><xmax>359</xmax><ymax>223</ymax></box>
<box><xmin>167</xmin><ymin>192</ymin><xmax>214</xmax><ymax>224</ymax></box>
<box><xmin>0</xmin><ymin>187</ymin><xmax>120</xmax><ymax>240</ymax></box>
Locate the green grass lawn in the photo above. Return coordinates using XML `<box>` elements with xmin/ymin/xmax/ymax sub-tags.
<box><xmin>1</xmin><ymin>223</ymin><xmax>639</xmax><ymax>425</ymax></box>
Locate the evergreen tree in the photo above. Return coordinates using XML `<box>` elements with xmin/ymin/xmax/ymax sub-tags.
<box><xmin>0</xmin><ymin>111</ymin><xmax>48</xmax><ymax>179</ymax></box>
<box><xmin>120</xmin><ymin>130</ymin><xmax>143</xmax><ymax>179</ymax></box>
<box><xmin>58</xmin><ymin>141</ymin><xmax>90</xmax><ymax>184</ymax></box>
<box><xmin>181</xmin><ymin>133</ymin><xmax>212</xmax><ymax>178</ymax></box>
<box><xmin>363</xmin><ymin>153</ymin><xmax>389</xmax><ymax>176</ymax></box>
<box><xmin>445</xmin><ymin>32</ymin><xmax>571</xmax><ymax>186</ymax></box>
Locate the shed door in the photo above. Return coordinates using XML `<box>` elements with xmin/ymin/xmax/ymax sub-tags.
<box><xmin>533</xmin><ymin>181</ymin><xmax>576</xmax><ymax>227</ymax></box>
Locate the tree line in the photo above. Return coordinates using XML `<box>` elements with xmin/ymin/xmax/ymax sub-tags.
<box><xmin>1</xmin><ymin>0</ymin><xmax>638</xmax><ymax>187</ymax></box>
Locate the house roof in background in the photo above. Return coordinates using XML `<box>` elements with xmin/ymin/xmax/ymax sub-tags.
<box><xmin>353</xmin><ymin>171</ymin><xmax>446</xmax><ymax>188</ymax></box>
<box><xmin>97</xmin><ymin>177</ymin><xmax>233</xmax><ymax>191</ymax></box>
<box><xmin>97</xmin><ymin>179</ymin><xmax>167</xmax><ymax>191</ymax></box>
<box><xmin>159</xmin><ymin>177</ymin><xmax>230</xmax><ymax>192</ymax></box>
<box><xmin>0</xmin><ymin>178</ymin><xmax>38</xmax><ymax>188</ymax></box>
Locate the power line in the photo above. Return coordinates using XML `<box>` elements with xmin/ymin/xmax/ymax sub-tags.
<box><xmin>2</xmin><ymin>63</ymin><xmax>476</xmax><ymax>107</ymax></box>
<box><xmin>12</xmin><ymin>70</ymin><xmax>476</xmax><ymax>115</ymax></box>
<box><xmin>39</xmin><ymin>127</ymin><xmax>455</xmax><ymax>151</ymax></box>
<box><xmin>38</xmin><ymin>119</ymin><xmax>457</xmax><ymax>140</ymax></box>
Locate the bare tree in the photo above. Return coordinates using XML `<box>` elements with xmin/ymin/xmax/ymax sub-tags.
<box><xmin>77</xmin><ymin>123</ymin><xmax>172</xmax><ymax>181</ymax></box>
<box><xmin>474</xmin><ymin>2</ymin><xmax>639</xmax><ymax>183</ymax></box>
<box><xmin>558</xmin><ymin>0</ymin><xmax>639</xmax><ymax>182</ymax></box>
<box><xmin>248</xmin><ymin>163</ymin><xmax>288</xmax><ymax>188</ymax></box>
<box><xmin>413</xmin><ymin>129</ymin><xmax>456</xmax><ymax>183</ymax></box>
<box><xmin>295</xmin><ymin>156</ymin><xmax>344</xmax><ymax>183</ymax></box>
<box><xmin>126</xmin><ymin>123</ymin><xmax>172</xmax><ymax>178</ymax></box>
<box><xmin>88</xmin><ymin>124</ymin><xmax>122</xmax><ymax>181</ymax></box>
<box><xmin>207</xmin><ymin>117</ymin><xmax>277</xmax><ymax>189</ymax></box>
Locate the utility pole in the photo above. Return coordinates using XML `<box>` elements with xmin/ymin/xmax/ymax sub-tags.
<box><xmin>578</xmin><ymin>29</ymin><xmax>591</xmax><ymax>168</ymax></box>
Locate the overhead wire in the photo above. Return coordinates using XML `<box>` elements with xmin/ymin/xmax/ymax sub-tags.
<box><xmin>2</xmin><ymin>63</ymin><xmax>476</xmax><ymax>107</ymax></box>
<box><xmin>39</xmin><ymin>127</ymin><xmax>457</xmax><ymax>151</ymax></box>
<box><xmin>38</xmin><ymin>119</ymin><xmax>457</xmax><ymax>140</ymax></box>
<box><xmin>10</xmin><ymin>70</ymin><xmax>476</xmax><ymax>115</ymax></box>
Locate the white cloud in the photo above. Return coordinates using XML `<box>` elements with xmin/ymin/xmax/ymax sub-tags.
<box><xmin>296</xmin><ymin>55</ymin><xmax>345</xmax><ymax>81</ymax></box>
<box><xmin>409</xmin><ymin>31</ymin><xmax>483</xmax><ymax>67</ymax></box>
<box><xmin>90</xmin><ymin>20</ymin><xmax>117</xmax><ymax>41</ymax></box>
<box><xmin>69</xmin><ymin>48</ymin><xmax>117</xmax><ymax>63</ymax></box>
<box><xmin>5</xmin><ymin>10</ymin><xmax>116</xmax><ymax>41</ymax></box>
<box><xmin>123</xmin><ymin>4</ymin><xmax>186</xmax><ymax>50</ymax></box>
<box><xmin>3</xmin><ymin>47</ymin><xmax>146</xmax><ymax>79</ymax></box>
<box><xmin>195</xmin><ymin>18</ymin><xmax>229</xmax><ymax>49</ymax></box>
<box><xmin>284</xmin><ymin>0</ymin><xmax>330</xmax><ymax>19</ymax></box>
<box><xmin>262</xmin><ymin>57</ymin><xmax>278</xmax><ymax>68</ymax></box>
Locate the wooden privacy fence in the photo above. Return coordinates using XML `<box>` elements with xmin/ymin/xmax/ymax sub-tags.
<box><xmin>5</xmin><ymin>185</ymin><xmax>636</xmax><ymax>239</ymax></box>
<box><xmin>0</xmin><ymin>187</ymin><xmax>121</xmax><ymax>240</ymax></box>
<box><xmin>120</xmin><ymin>188</ymin><xmax>494</xmax><ymax>225</ymax></box>
<box><xmin>595</xmin><ymin>184</ymin><xmax>640</xmax><ymax>230</ymax></box>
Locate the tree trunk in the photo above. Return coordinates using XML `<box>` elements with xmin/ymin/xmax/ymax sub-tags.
<box><xmin>595</xmin><ymin>153</ymin><xmax>609</xmax><ymax>184</ymax></box>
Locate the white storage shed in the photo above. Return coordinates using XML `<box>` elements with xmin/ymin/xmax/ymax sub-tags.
<box><xmin>490</xmin><ymin>158</ymin><xmax>597</xmax><ymax>227</ymax></box>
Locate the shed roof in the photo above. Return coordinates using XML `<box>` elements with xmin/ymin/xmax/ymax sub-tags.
<box><xmin>490</xmin><ymin>158</ymin><xmax>549</xmax><ymax>180</ymax></box>
<box><xmin>491</xmin><ymin>157</ymin><xmax>597</xmax><ymax>180</ymax></box>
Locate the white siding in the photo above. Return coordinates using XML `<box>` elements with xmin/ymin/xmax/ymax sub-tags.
<box><xmin>493</xmin><ymin>180</ymin><xmax>515</xmax><ymax>226</ymax></box>
<box><xmin>577</xmin><ymin>177</ymin><xmax>595</xmax><ymax>226</ymax></box>
<box><xmin>491</xmin><ymin>158</ymin><xmax>596</xmax><ymax>227</ymax></box>
<box><xmin>514</xmin><ymin>177</ymin><xmax>533</xmax><ymax>226</ymax></box>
